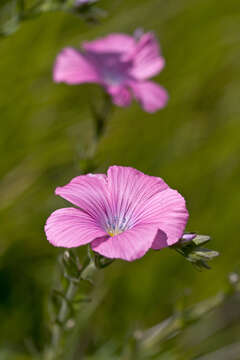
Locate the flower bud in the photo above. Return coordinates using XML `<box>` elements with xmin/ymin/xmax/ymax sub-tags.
<box><xmin>181</xmin><ymin>233</ymin><xmax>196</xmax><ymax>243</ymax></box>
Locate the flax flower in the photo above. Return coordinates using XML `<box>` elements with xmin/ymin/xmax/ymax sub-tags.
<box><xmin>54</xmin><ymin>32</ymin><xmax>168</xmax><ymax>113</ymax></box>
<box><xmin>45</xmin><ymin>166</ymin><xmax>188</xmax><ymax>261</ymax></box>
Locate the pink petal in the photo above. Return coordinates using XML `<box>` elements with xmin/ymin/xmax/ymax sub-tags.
<box><xmin>106</xmin><ymin>166</ymin><xmax>168</xmax><ymax>229</ymax></box>
<box><xmin>107</xmin><ymin>85</ymin><xmax>132</xmax><ymax>107</ymax></box>
<box><xmin>83</xmin><ymin>34</ymin><xmax>136</xmax><ymax>55</ymax></box>
<box><xmin>91</xmin><ymin>223</ymin><xmax>157</xmax><ymax>261</ymax></box>
<box><xmin>129</xmin><ymin>32</ymin><xmax>165</xmax><ymax>80</ymax></box>
<box><xmin>53</xmin><ymin>47</ymin><xmax>99</xmax><ymax>84</ymax></box>
<box><xmin>45</xmin><ymin>208</ymin><xmax>106</xmax><ymax>248</ymax></box>
<box><xmin>55</xmin><ymin>174</ymin><xmax>112</xmax><ymax>225</ymax></box>
<box><xmin>140</xmin><ymin>188</ymin><xmax>189</xmax><ymax>249</ymax></box>
<box><xmin>130</xmin><ymin>81</ymin><xmax>168</xmax><ymax>113</ymax></box>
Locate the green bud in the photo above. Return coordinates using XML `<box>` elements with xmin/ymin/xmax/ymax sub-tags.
<box><xmin>192</xmin><ymin>235</ymin><xmax>211</xmax><ymax>246</ymax></box>
<box><xmin>193</xmin><ymin>248</ymin><xmax>219</xmax><ymax>260</ymax></box>
<box><xmin>173</xmin><ymin>232</ymin><xmax>219</xmax><ymax>270</ymax></box>
<box><xmin>61</xmin><ymin>250</ymin><xmax>81</xmax><ymax>281</ymax></box>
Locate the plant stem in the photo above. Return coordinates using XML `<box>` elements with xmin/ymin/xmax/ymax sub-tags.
<box><xmin>90</xmin><ymin>92</ymin><xmax>113</xmax><ymax>141</ymax></box>
<box><xmin>46</xmin><ymin>91</ymin><xmax>114</xmax><ymax>360</ymax></box>
<box><xmin>51</xmin><ymin>281</ymin><xmax>77</xmax><ymax>351</ymax></box>
<box><xmin>81</xmin><ymin>91</ymin><xmax>113</xmax><ymax>173</ymax></box>
<box><xmin>46</xmin><ymin>258</ymin><xmax>95</xmax><ymax>360</ymax></box>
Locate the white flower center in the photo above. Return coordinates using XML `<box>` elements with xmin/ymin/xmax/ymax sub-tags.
<box><xmin>105</xmin><ymin>216</ymin><xmax>128</xmax><ymax>237</ymax></box>
<box><xmin>103</xmin><ymin>70</ymin><xmax>125</xmax><ymax>86</ymax></box>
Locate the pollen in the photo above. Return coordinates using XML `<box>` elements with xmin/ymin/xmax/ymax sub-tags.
<box><xmin>107</xmin><ymin>229</ymin><xmax>123</xmax><ymax>237</ymax></box>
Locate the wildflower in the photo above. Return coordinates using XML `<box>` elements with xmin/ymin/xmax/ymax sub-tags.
<box><xmin>54</xmin><ymin>32</ymin><xmax>168</xmax><ymax>113</ymax></box>
<box><xmin>45</xmin><ymin>166</ymin><xmax>188</xmax><ymax>261</ymax></box>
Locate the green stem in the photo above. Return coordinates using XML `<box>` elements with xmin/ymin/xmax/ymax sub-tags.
<box><xmin>46</xmin><ymin>258</ymin><xmax>95</xmax><ymax>360</ymax></box>
<box><xmin>90</xmin><ymin>92</ymin><xmax>113</xmax><ymax>141</ymax></box>
<box><xmin>16</xmin><ymin>0</ymin><xmax>24</xmax><ymax>14</ymax></box>
<box><xmin>46</xmin><ymin>87</ymin><xmax>114</xmax><ymax>360</ymax></box>
<box><xmin>51</xmin><ymin>281</ymin><xmax>77</xmax><ymax>350</ymax></box>
<box><xmin>81</xmin><ymin>91</ymin><xmax>113</xmax><ymax>173</ymax></box>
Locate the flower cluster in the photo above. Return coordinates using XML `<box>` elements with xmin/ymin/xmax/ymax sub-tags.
<box><xmin>45</xmin><ymin>31</ymin><xmax>216</xmax><ymax>266</ymax></box>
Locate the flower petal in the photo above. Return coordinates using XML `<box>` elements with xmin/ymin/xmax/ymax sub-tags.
<box><xmin>106</xmin><ymin>166</ymin><xmax>168</xmax><ymax>229</ymax></box>
<box><xmin>129</xmin><ymin>33</ymin><xmax>165</xmax><ymax>80</ymax></box>
<box><xmin>107</xmin><ymin>85</ymin><xmax>132</xmax><ymax>107</ymax></box>
<box><xmin>53</xmin><ymin>47</ymin><xmax>99</xmax><ymax>84</ymax></box>
<box><xmin>130</xmin><ymin>81</ymin><xmax>168</xmax><ymax>113</ymax></box>
<box><xmin>91</xmin><ymin>223</ymin><xmax>157</xmax><ymax>261</ymax></box>
<box><xmin>45</xmin><ymin>208</ymin><xmax>106</xmax><ymax>248</ymax></box>
<box><xmin>83</xmin><ymin>34</ymin><xmax>135</xmax><ymax>55</ymax></box>
<box><xmin>55</xmin><ymin>174</ymin><xmax>112</xmax><ymax>226</ymax></box>
<box><xmin>141</xmin><ymin>188</ymin><xmax>189</xmax><ymax>249</ymax></box>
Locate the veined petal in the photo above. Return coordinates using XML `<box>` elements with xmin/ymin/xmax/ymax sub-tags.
<box><xmin>138</xmin><ymin>188</ymin><xmax>189</xmax><ymax>249</ymax></box>
<box><xmin>45</xmin><ymin>208</ymin><xmax>106</xmax><ymax>248</ymax></box>
<box><xmin>107</xmin><ymin>86</ymin><xmax>132</xmax><ymax>107</ymax></box>
<box><xmin>53</xmin><ymin>47</ymin><xmax>99</xmax><ymax>84</ymax></box>
<box><xmin>91</xmin><ymin>223</ymin><xmax>157</xmax><ymax>261</ymax></box>
<box><xmin>83</xmin><ymin>34</ymin><xmax>136</xmax><ymax>55</ymax></box>
<box><xmin>106</xmin><ymin>166</ymin><xmax>168</xmax><ymax>230</ymax></box>
<box><xmin>55</xmin><ymin>174</ymin><xmax>112</xmax><ymax>225</ymax></box>
<box><xmin>129</xmin><ymin>32</ymin><xmax>165</xmax><ymax>80</ymax></box>
<box><xmin>130</xmin><ymin>81</ymin><xmax>168</xmax><ymax>113</ymax></box>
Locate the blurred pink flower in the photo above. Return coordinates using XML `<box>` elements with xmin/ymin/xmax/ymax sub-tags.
<box><xmin>53</xmin><ymin>32</ymin><xmax>168</xmax><ymax>113</ymax></box>
<box><xmin>45</xmin><ymin>166</ymin><xmax>188</xmax><ymax>261</ymax></box>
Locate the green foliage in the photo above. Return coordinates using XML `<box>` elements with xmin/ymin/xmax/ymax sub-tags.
<box><xmin>0</xmin><ymin>0</ymin><xmax>104</xmax><ymax>36</ymax></box>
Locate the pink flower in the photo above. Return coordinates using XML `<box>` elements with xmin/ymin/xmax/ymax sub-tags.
<box><xmin>53</xmin><ymin>32</ymin><xmax>168</xmax><ymax>113</ymax></box>
<box><xmin>45</xmin><ymin>166</ymin><xmax>188</xmax><ymax>261</ymax></box>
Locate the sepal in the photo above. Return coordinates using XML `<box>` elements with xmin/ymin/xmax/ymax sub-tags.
<box><xmin>172</xmin><ymin>233</ymin><xmax>219</xmax><ymax>270</ymax></box>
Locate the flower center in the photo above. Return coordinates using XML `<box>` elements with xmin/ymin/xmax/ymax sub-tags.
<box><xmin>105</xmin><ymin>216</ymin><xmax>128</xmax><ymax>237</ymax></box>
<box><xmin>98</xmin><ymin>54</ymin><xmax>131</xmax><ymax>86</ymax></box>
<box><xmin>103</xmin><ymin>70</ymin><xmax>124</xmax><ymax>86</ymax></box>
<box><xmin>107</xmin><ymin>229</ymin><xmax>123</xmax><ymax>237</ymax></box>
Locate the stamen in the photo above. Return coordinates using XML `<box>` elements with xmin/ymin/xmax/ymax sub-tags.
<box><xmin>106</xmin><ymin>215</ymin><xmax>129</xmax><ymax>236</ymax></box>
<box><xmin>107</xmin><ymin>229</ymin><xmax>123</xmax><ymax>237</ymax></box>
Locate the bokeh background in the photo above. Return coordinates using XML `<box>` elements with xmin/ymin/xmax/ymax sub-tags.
<box><xmin>1</xmin><ymin>0</ymin><xmax>240</xmax><ymax>359</ymax></box>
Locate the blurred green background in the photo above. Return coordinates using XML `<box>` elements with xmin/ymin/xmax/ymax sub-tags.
<box><xmin>1</xmin><ymin>0</ymin><xmax>240</xmax><ymax>359</ymax></box>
